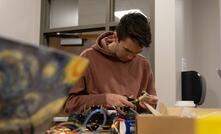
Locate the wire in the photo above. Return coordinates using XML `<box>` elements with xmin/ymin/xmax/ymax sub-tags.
<box><xmin>129</xmin><ymin>107</ymin><xmax>139</xmax><ymax>115</ymax></box>
<box><xmin>133</xmin><ymin>90</ymin><xmax>150</xmax><ymax>103</ymax></box>
<box><xmin>112</xmin><ymin>106</ymin><xmax>126</xmax><ymax>115</ymax></box>
<box><xmin>83</xmin><ymin>109</ymin><xmax>107</xmax><ymax>133</ymax></box>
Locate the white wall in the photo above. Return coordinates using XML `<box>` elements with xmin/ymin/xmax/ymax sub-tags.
<box><xmin>155</xmin><ymin>0</ymin><xmax>177</xmax><ymax>106</ymax></box>
<box><xmin>176</xmin><ymin>0</ymin><xmax>221</xmax><ymax>107</ymax></box>
<box><xmin>0</xmin><ymin>0</ymin><xmax>41</xmax><ymax>45</ymax></box>
<box><xmin>192</xmin><ymin>0</ymin><xmax>221</xmax><ymax>107</ymax></box>
<box><xmin>175</xmin><ymin>0</ymin><xmax>194</xmax><ymax>100</ymax></box>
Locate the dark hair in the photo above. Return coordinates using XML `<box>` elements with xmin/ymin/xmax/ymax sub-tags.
<box><xmin>116</xmin><ymin>12</ymin><xmax>151</xmax><ymax>47</ymax></box>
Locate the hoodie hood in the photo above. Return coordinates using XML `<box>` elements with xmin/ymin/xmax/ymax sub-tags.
<box><xmin>92</xmin><ymin>32</ymin><xmax>116</xmax><ymax>57</ymax></box>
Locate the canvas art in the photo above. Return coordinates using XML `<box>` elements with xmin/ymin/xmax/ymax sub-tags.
<box><xmin>0</xmin><ymin>37</ymin><xmax>88</xmax><ymax>133</ymax></box>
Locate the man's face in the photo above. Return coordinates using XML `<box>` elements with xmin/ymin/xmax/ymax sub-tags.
<box><xmin>115</xmin><ymin>37</ymin><xmax>143</xmax><ymax>62</ymax></box>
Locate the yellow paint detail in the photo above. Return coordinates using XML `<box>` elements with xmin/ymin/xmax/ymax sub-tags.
<box><xmin>63</xmin><ymin>56</ymin><xmax>89</xmax><ymax>84</ymax></box>
<box><xmin>24</xmin><ymin>92</ymin><xmax>39</xmax><ymax>100</ymax></box>
<box><xmin>27</xmin><ymin>55</ymin><xmax>38</xmax><ymax>76</ymax></box>
<box><xmin>43</xmin><ymin>62</ymin><xmax>57</xmax><ymax>78</ymax></box>
<box><xmin>0</xmin><ymin>50</ymin><xmax>23</xmax><ymax>60</ymax></box>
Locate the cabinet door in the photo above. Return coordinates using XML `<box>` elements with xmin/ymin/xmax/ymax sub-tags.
<box><xmin>49</xmin><ymin>0</ymin><xmax>106</xmax><ymax>29</ymax></box>
<box><xmin>48</xmin><ymin>32</ymin><xmax>101</xmax><ymax>55</ymax></box>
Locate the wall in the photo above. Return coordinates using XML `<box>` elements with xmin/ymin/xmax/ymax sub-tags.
<box><xmin>0</xmin><ymin>0</ymin><xmax>41</xmax><ymax>45</ymax></box>
<box><xmin>192</xmin><ymin>0</ymin><xmax>221</xmax><ymax>107</ymax></box>
<box><xmin>155</xmin><ymin>0</ymin><xmax>177</xmax><ymax>106</ymax></box>
<box><xmin>175</xmin><ymin>0</ymin><xmax>194</xmax><ymax>100</ymax></box>
<box><xmin>176</xmin><ymin>0</ymin><xmax>221</xmax><ymax>107</ymax></box>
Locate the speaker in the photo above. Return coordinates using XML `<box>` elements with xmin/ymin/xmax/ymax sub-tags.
<box><xmin>182</xmin><ymin>71</ymin><xmax>206</xmax><ymax>105</ymax></box>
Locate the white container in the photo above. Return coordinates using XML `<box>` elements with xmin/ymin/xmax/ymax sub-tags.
<box><xmin>175</xmin><ymin>101</ymin><xmax>197</xmax><ymax>118</ymax></box>
<box><xmin>175</xmin><ymin>101</ymin><xmax>196</xmax><ymax>108</ymax></box>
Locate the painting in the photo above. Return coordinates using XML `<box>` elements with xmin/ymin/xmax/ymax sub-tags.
<box><xmin>0</xmin><ymin>37</ymin><xmax>88</xmax><ymax>133</ymax></box>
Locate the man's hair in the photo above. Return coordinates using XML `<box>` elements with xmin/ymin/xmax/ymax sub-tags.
<box><xmin>116</xmin><ymin>12</ymin><xmax>151</xmax><ymax>47</ymax></box>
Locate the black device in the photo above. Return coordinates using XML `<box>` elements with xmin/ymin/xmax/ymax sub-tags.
<box><xmin>182</xmin><ymin>71</ymin><xmax>206</xmax><ymax>105</ymax></box>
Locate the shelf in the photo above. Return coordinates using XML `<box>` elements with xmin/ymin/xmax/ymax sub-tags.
<box><xmin>43</xmin><ymin>23</ymin><xmax>107</xmax><ymax>36</ymax></box>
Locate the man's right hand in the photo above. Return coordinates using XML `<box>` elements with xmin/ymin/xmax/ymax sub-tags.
<box><xmin>105</xmin><ymin>93</ymin><xmax>135</xmax><ymax>108</ymax></box>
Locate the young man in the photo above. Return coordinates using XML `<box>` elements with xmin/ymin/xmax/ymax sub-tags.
<box><xmin>64</xmin><ymin>13</ymin><xmax>158</xmax><ymax>113</ymax></box>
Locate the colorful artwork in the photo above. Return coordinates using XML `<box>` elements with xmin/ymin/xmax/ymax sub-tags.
<box><xmin>0</xmin><ymin>37</ymin><xmax>88</xmax><ymax>133</ymax></box>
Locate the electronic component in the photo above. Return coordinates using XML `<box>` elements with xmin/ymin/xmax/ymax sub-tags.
<box><xmin>48</xmin><ymin>92</ymin><xmax>155</xmax><ymax>133</ymax></box>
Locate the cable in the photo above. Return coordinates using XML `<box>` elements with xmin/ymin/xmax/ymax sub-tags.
<box><xmin>112</xmin><ymin>106</ymin><xmax>126</xmax><ymax>115</ymax></box>
<box><xmin>83</xmin><ymin>109</ymin><xmax>107</xmax><ymax>133</ymax></box>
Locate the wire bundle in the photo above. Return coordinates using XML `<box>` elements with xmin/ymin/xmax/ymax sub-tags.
<box><xmin>83</xmin><ymin>109</ymin><xmax>107</xmax><ymax>133</ymax></box>
<box><xmin>46</xmin><ymin>122</ymin><xmax>82</xmax><ymax>134</ymax></box>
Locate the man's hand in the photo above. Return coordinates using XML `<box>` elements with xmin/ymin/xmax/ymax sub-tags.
<box><xmin>139</xmin><ymin>95</ymin><xmax>158</xmax><ymax>108</ymax></box>
<box><xmin>105</xmin><ymin>93</ymin><xmax>135</xmax><ymax>108</ymax></box>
